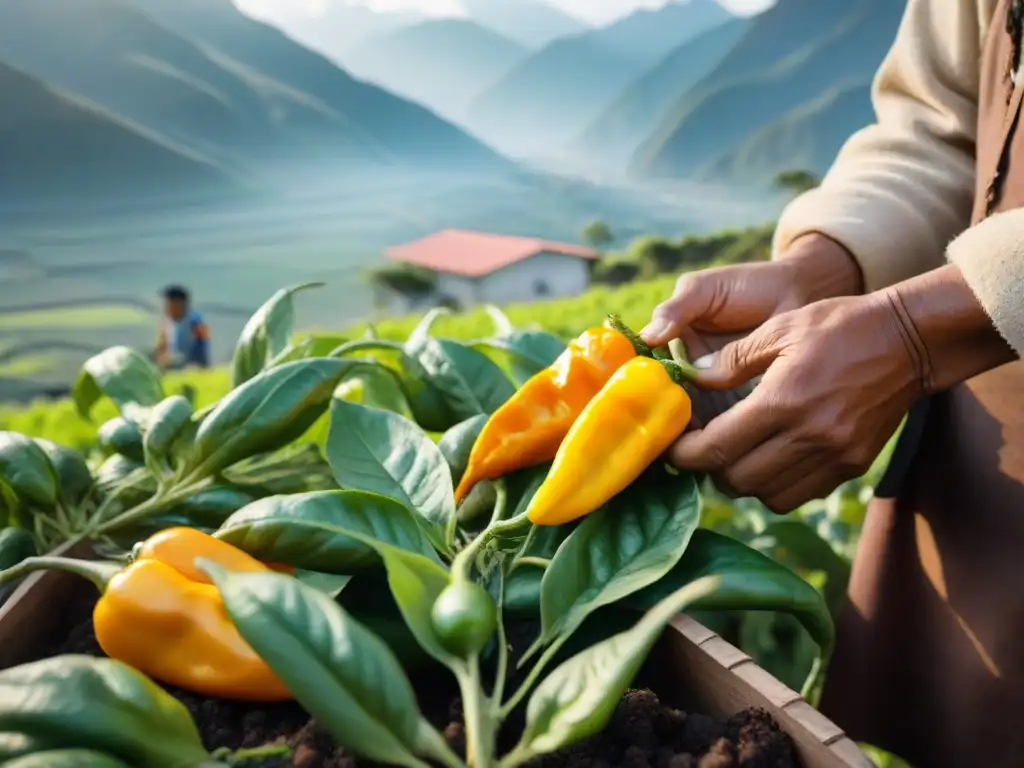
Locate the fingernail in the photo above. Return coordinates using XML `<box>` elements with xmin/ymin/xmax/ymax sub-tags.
<box><xmin>640</xmin><ymin>318</ymin><xmax>671</xmax><ymax>339</ymax></box>
<box><xmin>693</xmin><ymin>353</ymin><xmax>716</xmax><ymax>370</ymax></box>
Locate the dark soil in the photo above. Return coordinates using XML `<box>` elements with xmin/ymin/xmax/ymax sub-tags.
<box><xmin>41</xmin><ymin>590</ymin><xmax>799</xmax><ymax>768</ymax></box>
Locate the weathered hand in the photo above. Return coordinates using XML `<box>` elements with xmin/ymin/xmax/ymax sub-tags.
<box><xmin>668</xmin><ymin>265</ymin><xmax>1016</xmax><ymax>513</ymax></box>
<box><xmin>639</xmin><ymin>233</ymin><xmax>863</xmax><ymax>429</ymax></box>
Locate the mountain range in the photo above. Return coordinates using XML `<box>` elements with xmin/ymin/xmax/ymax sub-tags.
<box><xmin>633</xmin><ymin>0</ymin><xmax>903</xmax><ymax>180</ymax></box>
<box><xmin>0</xmin><ymin>0</ymin><xmax>507</xmax><ymax>206</ymax></box>
<box><xmin>0</xmin><ymin>0</ymin><xmax>907</xmax><ymax>207</ymax></box>
<box><xmin>463</xmin><ymin>0</ymin><xmax>733</xmax><ymax>158</ymax></box>
<box><xmin>342</xmin><ymin>19</ymin><xmax>527</xmax><ymax>122</ymax></box>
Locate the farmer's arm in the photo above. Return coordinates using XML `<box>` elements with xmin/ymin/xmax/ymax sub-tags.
<box><xmin>190</xmin><ymin>319</ymin><xmax>211</xmax><ymax>368</ymax></box>
<box><xmin>774</xmin><ymin>0</ymin><xmax>983</xmax><ymax>289</ymax></box>
<box><xmin>155</xmin><ymin>325</ymin><xmax>170</xmax><ymax>370</ymax></box>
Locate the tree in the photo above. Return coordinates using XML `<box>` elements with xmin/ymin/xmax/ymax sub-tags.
<box><xmin>581</xmin><ymin>219</ymin><xmax>614</xmax><ymax>249</ymax></box>
<box><xmin>773</xmin><ymin>169</ymin><xmax>820</xmax><ymax>196</ymax></box>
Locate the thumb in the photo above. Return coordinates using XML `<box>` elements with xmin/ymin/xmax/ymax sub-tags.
<box><xmin>639</xmin><ymin>273</ymin><xmax>718</xmax><ymax>346</ymax></box>
<box><xmin>691</xmin><ymin>322</ymin><xmax>787</xmax><ymax>390</ymax></box>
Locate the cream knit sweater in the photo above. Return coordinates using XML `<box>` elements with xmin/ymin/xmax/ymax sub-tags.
<box><xmin>773</xmin><ymin>0</ymin><xmax>1024</xmax><ymax>356</ymax></box>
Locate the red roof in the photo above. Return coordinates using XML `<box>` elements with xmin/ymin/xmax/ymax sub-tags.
<box><xmin>385</xmin><ymin>229</ymin><xmax>599</xmax><ymax>278</ymax></box>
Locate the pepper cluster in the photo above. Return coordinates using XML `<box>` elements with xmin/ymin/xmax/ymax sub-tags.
<box><xmin>457</xmin><ymin>315</ymin><xmax>695</xmax><ymax>527</ymax></box>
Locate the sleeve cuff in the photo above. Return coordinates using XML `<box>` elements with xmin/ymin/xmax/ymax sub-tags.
<box><xmin>772</xmin><ymin>185</ymin><xmax>953</xmax><ymax>293</ymax></box>
<box><xmin>946</xmin><ymin>208</ymin><xmax>1024</xmax><ymax>357</ymax></box>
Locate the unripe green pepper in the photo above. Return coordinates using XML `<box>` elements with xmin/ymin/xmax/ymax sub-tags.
<box><xmin>142</xmin><ymin>396</ymin><xmax>194</xmax><ymax>471</ymax></box>
<box><xmin>430</xmin><ymin>580</ymin><xmax>497</xmax><ymax>657</ymax></box>
<box><xmin>0</xmin><ymin>528</ymin><xmax>36</xmax><ymax>571</ymax></box>
<box><xmin>97</xmin><ymin>418</ymin><xmax>144</xmax><ymax>463</ymax></box>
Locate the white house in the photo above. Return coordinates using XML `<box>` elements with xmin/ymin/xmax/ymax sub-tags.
<box><xmin>375</xmin><ymin>228</ymin><xmax>599</xmax><ymax>314</ymax></box>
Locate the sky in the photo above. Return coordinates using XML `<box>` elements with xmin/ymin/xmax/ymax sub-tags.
<box><xmin>237</xmin><ymin>0</ymin><xmax>774</xmax><ymax>27</ymax></box>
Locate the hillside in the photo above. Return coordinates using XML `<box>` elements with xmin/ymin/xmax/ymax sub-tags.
<box><xmin>575</xmin><ymin>17</ymin><xmax>749</xmax><ymax>166</ymax></box>
<box><xmin>465</xmin><ymin>1</ymin><xmax>730</xmax><ymax>158</ymax></box>
<box><xmin>0</xmin><ymin>61</ymin><xmax>234</xmax><ymax>205</ymax></box>
<box><xmin>0</xmin><ymin>0</ymin><xmax>283</xmax><ymax>170</ymax></box>
<box><xmin>703</xmin><ymin>81</ymin><xmax>874</xmax><ymax>182</ymax></box>
<box><xmin>343</xmin><ymin>20</ymin><xmax>527</xmax><ymax>121</ymax></box>
<box><xmin>133</xmin><ymin>0</ymin><xmax>510</xmax><ymax>171</ymax></box>
<box><xmin>460</xmin><ymin>0</ymin><xmax>588</xmax><ymax>48</ymax></box>
<box><xmin>633</xmin><ymin>0</ymin><xmax>903</xmax><ymax>178</ymax></box>
<box><xmin>586</xmin><ymin>0</ymin><xmax>733</xmax><ymax>64</ymax></box>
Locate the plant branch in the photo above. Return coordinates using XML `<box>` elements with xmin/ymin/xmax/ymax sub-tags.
<box><xmin>0</xmin><ymin>557</ymin><xmax>120</xmax><ymax>592</ymax></box>
<box><xmin>491</xmin><ymin>568</ymin><xmax>509</xmax><ymax>705</ymax></box>
<box><xmin>457</xmin><ymin>656</ymin><xmax>497</xmax><ymax>768</ymax></box>
<box><xmin>500</xmin><ymin>634</ymin><xmax>570</xmax><ymax>718</ymax></box>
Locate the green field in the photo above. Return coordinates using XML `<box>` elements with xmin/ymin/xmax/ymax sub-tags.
<box><xmin>0</xmin><ymin>273</ymin><xmax>680</xmax><ymax>450</ymax></box>
<box><xmin>0</xmin><ymin>303</ymin><xmax>154</xmax><ymax>330</ymax></box>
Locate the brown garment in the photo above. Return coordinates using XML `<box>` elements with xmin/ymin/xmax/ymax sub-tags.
<box><xmin>819</xmin><ymin>2</ymin><xmax>1024</xmax><ymax>766</ymax></box>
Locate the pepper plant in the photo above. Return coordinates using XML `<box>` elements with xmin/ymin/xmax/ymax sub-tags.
<box><xmin>0</xmin><ymin>283</ymin><xmax>837</xmax><ymax>767</ymax></box>
<box><xmin>189</xmin><ymin>391</ymin><xmax>833</xmax><ymax>767</ymax></box>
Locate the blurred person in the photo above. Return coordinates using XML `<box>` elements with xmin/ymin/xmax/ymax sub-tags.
<box><xmin>155</xmin><ymin>285</ymin><xmax>210</xmax><ymax>371</ymax></box>
<box><xmin>640</xmin><ymin>1</ymin><xmax>1024</xmax><ymax>765</ymax></box>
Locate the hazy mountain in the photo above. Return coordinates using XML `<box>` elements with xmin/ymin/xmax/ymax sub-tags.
<box><xmin>343</xmin><ymin>19</ymin><xmax>526</xmax><ymax>121</ymax></box>
<box><xmin>244</xmin><ymin>1</ymin><xmax>422</xmax><ymax>62</ymax></box>
<box><xmin>575</xmin><ymin>16</ymin><xmax>749</xmax><ymax>166</ymax></box>
<box><xmin>586</xmin><ymin>0</ymin><xmax>733</xmax><ymax>64</ymax></box>
<box><xmin>702</xmin><ymin>81</ymin><xmax>873</xmax><ymax>182</ymax></box>
<box><xmin>460</xmin><ymin>0</ymin><xmax>588</xmax><ymax>48</ymax></box>
<box><xmin>633</xmin><ymin>0</ymin><xmax>903</xmax><ymax>178</ymax></box>
<box><xmin>0</xmin><ymin>0</ymin><xmax>282</xmax><ymax>170</ymax></box>
<box><xmin>0</xmin><ymin>60</ymin><xmax>233</xmax><ymax>205</ymax></box>
<box><xmin>465</xmin><ymin>0</ymin><xmax>731</xmax><ymax>158</ymax></box>
<box><xmin>131</xmin><ymin>0</ymin><xmax>510</xmax><ymax>170</ymax></box>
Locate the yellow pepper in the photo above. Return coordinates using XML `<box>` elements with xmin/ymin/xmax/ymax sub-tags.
<box><xmin>455</xmin><ymin>325</ymin><xmax>637</xmax><ymax>503</ymax></box>
<box><xmin>93</xmin><ymin>527</ymin><xmax>292</xmax><ymax>702</ymax></box>
<box><xmin>526</xmin><ymin>356</ymin><xmax>692</xmax><ymax>526</ymax></box>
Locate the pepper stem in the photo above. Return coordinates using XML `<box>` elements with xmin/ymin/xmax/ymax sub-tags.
<box><xmin>659</xmin><ymin>359</ymin><xmax>702</xmax><ymax>386</ymax></box>
<box><xmin>0</xmin><ymin>557</ymin><xmax>121</xmax><ymax>593</ymax></box>
<box><xmin>605</xmin><ymin>314</ymin><xmax>653</xmax><ymax>357</ymax></box>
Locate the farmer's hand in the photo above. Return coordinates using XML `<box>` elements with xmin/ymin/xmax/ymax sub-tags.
<box><xmin>667</xmin><ymin>265</ymin><xmax>1015</xmax><ymax>513</ymax></box>
<box><xmin>640</xmin><ymin>233</ymin><xmax>863</xmax><ymax>427</ymax></box>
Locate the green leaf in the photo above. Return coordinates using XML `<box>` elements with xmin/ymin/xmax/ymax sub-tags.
<box><xmin>516</xmin><ymin>576</ymin><xmax>723</xmax><ymax>757</ymax></box>
<box><xmin>437</xmin><ymin>414</ymin><xmax>487</xmax><ymax>487</ymax></box>
<box><xmin>71</xmin><ymin>347</ymin><xmax>164</xmax><ymax>420</ymax></box>
<box><xmin>32</xmin><ymin>440</ymin><xmax>92</xmax><ymax>508</ymax></box>
<box><xmin>335</xmin><ymin>367</ymin><xmax>415</xmax><ymax>420</ymax></box>
<box><xmin>501</xmin><ymin>523</ymin><xmax>575</xmax><ymax>619</ymax></box>
<box><xmin>326</xmin><ymin>399</ymin><xmax>455</xmax><ymax>552</ymax></box>
<box><xmin>142</xmin><ymin>396</ymin><xmax>194</xmax><ymax>471</ymax></box>
<box><xmin>626</xmin><ymin>529</ymin><xmax>835</xmax><ymax>657</ymax></box>
<box><xmin>0</xmin><ymin>432</ymin><xmax>59</xmax><ymax>509</ymax></box>
<box><xmin>97</xmin><ymin>417</ymin><xmax>145</xmax><ymax>463</ymax></box>
<box><xmin>233</xmin><ymin>282</ymin><xmax>324</xmax><ymax>387</ymax></box>
<box><xmin>200</xmin><ymin>564</ymin><xmax>445</xmax><ymax>768</ymax></box>
<box><xmin>3</xmin><ymin>750</ymin><xmax>131</xmax><ymax>767</ymax></box>
<box><xmin>405</xmin><ymin>336</ymin><xmax>516</xmax><ymax>420</ymax></box>
<box><xmin>0</xmin><ymin>655</ymin><xmax>209</xmax><ymax>767</ymax></box>
<box><xmin>0</xmin><ymin>528</ymin><xmax>37</xmax><ymax>571</ymax></box>
<box><xmin>181</xmin><ymin>358</ymin><xmax>358</xmax><ymax>480</ymax></box>
<box><xmin>214</xmin><ymin>490</ymin><xmax>441</xmax><ymax>572</ymax></box>
<box><xmin>749</xmin><ymin>519</ymin><xmax>851</xmax><ymax>614</ymax></box>
<box><xmin>472</xmin><ymin>331</ymin><xmax>565</xmax><ymax>385</ymax></box>
<box><xmin>372</xmin><ymin>545</ymin><xmax>454</xmax><ymax>667</ymax></box>
<box><xmin>538</xmin><ymin>472</ymin><xmax>701</xmax><ymax>644</ymax></box>
<box><xmin>171</xmin><ymin>485</ymin><xmax>257</xmax><ymax>528</ymax></box>
<box><xmin>330</xmin><ymin>340</ymin><xmax>454</xmax><ymax>432</ymax></box>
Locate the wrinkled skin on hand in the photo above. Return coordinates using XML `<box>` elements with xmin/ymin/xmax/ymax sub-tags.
<box><xmin>646</xmin><ymin>244</ymin><xmax>1014</xmax><ymax>513</ymax></box>
<box><xmin>667</xmin><ymin>293</ymin><xmax>921</xmax><ymax>513</ymax></box>
<box><xmin>641</xmin><ymin>233</ymin><xmax>863</xmax><ymax>430</ymax></box>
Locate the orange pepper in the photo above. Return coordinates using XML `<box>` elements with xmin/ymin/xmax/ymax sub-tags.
<box><xmin>455</xmin><ymin>326</ymin><xmax>636</xmax><ymax>502</ymax></box>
